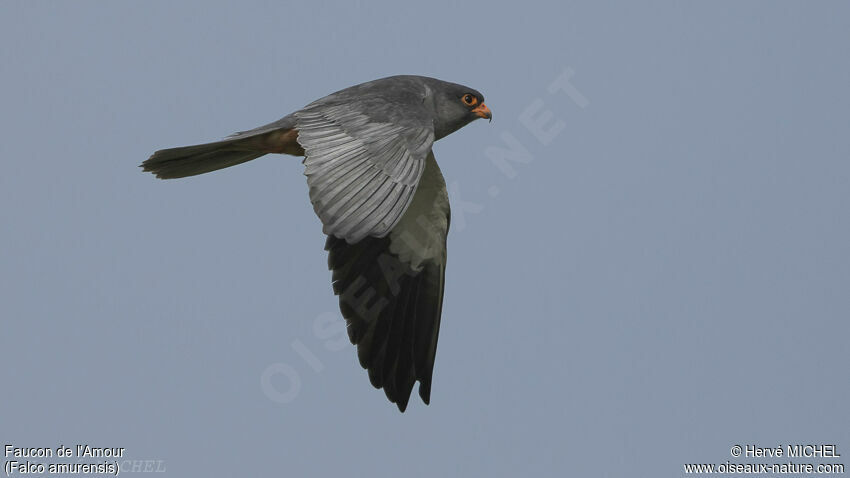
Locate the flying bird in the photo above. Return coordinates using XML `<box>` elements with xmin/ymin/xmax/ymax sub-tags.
<box><xmin>141</xmin><ymin>75</ymin><xmax>492</xmax><ymax>412</ymax></box>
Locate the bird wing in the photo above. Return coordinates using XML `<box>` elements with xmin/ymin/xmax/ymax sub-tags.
<box><xmin>294</xmin><ymin>103</ymin><xmax>435</xmax><ymax>243</ymax></box>
<box><xmin>325</xmin><ymin>151</ymin><xmax>450</xmax><ymax>412</ymax></box>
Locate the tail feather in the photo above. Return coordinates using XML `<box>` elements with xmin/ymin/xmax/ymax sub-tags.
<box><xmin>143</xmin><ymin>115</ymin><xmax>301</xmax><ymax>179</ymax></box>
<box><xmin>141</xmin><ymin>140</ymin><xmax>266</xmax><ymax>179</ymax></box>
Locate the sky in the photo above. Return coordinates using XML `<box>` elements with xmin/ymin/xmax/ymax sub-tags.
<box><xmin>1</xmin><ymin>1</ymin><xmax>848</xmax><ymax>476</ymax></box>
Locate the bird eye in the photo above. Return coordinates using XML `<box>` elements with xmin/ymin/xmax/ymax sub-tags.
<box><xmin>462</xmin><ymin>94</ymin><xmax>478</xmax><ymax>106</ymax></box>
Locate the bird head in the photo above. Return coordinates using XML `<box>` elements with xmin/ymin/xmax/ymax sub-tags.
<box><xmin>420</xmin><ymin>78</ymin><xmax>492</xmax><ymax>140</ymax></box>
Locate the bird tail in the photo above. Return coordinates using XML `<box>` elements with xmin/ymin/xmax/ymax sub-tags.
<box><xmin>141</xmin><ymin>139</ymin><xmax>267</xmax><ymax>179</ymax></box>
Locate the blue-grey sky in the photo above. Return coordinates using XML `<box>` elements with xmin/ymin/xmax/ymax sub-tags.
<box><xmin>2</xmin><ymin>2</ymin><xmax>848</xmax><ymax>476</ymax></box>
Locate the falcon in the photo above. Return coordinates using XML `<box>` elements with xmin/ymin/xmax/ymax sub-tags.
<box><xmin>141</xmin><ymin>75</ymin><xmax>492</xmax><ymax>412</ymax></box>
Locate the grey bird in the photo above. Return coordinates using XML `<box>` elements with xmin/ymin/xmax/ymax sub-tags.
<box><xmin>141</xmin><ymin>75</ymin><xmax>492</xmax><ymax>412</ymax></box>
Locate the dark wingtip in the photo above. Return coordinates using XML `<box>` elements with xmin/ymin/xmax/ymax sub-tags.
<box><xmin>418</xmin><ymin>381</ymin><xmax>431</xmax><ymax>405</ymax></box>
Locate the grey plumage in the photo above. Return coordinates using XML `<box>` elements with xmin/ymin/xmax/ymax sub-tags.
<box><xmin>296</xmin><ymin>106</ymin><xmax>434</xmax><ymax>243</ymax></box>
<box><xmin>141</xmin><ymin>75</ymin><xmax>491</xmax><ymax>411</ymax></box>
<box><xmin>326</xmin><ymin>152</ymin><xmax>450</xmax><ymax>411</ymax></box>
<box><xmin>141</xmin><ymin>140</ymin><xmax>264</xmax><ymax>179</ymax></box>
<box><xmin>143</xmin><ymin>116</ymin><xmax>299</xmax><ymax>179</ymax></box>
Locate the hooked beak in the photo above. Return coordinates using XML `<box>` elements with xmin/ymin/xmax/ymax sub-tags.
<box><xmin>472</xmin><ymin>103</ymin><xmax>492</xmax><ymax>122</ymax></box>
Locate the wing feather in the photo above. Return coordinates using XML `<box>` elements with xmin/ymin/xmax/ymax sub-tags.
<box><xmin>324</xmin><ymin>153</ymin><xmax>450</xmax><ymax>411</ymax></box>
<box><xmin>295</xmin><ymin>106</ymin><xmax>434</xmax><ymax>242</ymax></box>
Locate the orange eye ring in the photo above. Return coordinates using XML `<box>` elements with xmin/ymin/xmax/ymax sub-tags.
<box><xmin>462</xmin><ymin>94</ymin><xmax>478</xmax><ymax>106</ymax></box>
